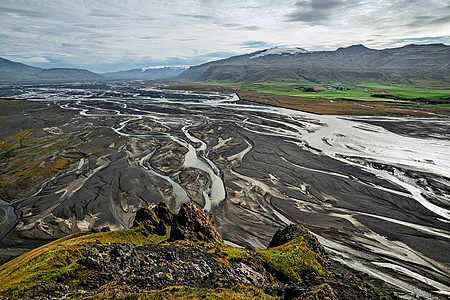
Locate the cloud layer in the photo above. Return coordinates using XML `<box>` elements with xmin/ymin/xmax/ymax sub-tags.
<box><xmin>1</xmin><ymin>0</ymin><xmax>449</xmax><ymax>72</ymax></box>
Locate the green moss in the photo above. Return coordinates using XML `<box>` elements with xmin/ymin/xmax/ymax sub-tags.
<box><xmin>223</xmin><ymin>246</ymin><xmax>250</xmax><ymax>261</ymax></box>
<box><xmin>0</xmin><ymin>227</ymin><xmax>170</xmax><ymax>297</ymax></box>
<box><xmin>258</xmin><ymin>237</ymin><xmax>329</xmax><ymax>282</ymax></box>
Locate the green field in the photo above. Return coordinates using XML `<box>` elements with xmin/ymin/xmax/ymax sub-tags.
<box><xmin>357</xmin><ymin>83</ymin><xmax>450</xmax><ymax>99</ymax></box>
<box><xmin>241</xmin><ymin>82</ymin><xmax>450</xmax><ymax>103</ymax></box>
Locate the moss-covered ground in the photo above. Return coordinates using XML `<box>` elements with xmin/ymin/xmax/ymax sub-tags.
<box><xmin>0</xmin><ymin>225</ymin><xmax>329</xmax><ymax>299</ymax></box>
<box><xmin>0</xmin><ymin>227</ymin><xmax>169</xmax><ymax>298</ymax></box>
<box><xmin>259</xmin><ymin>236</ymin><xmax>329</xmax><ymax>282</ymax></box>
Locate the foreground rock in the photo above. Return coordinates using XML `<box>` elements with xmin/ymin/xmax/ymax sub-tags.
<box><xmin>133</xmin><ymin>202</ymin><xmax>175</xmax><ymax>236</ymax></box>
<box><xmin>0</xmin><ymin>201</ymin><xmax>389</xmax><ymax>299</ymax></box>
<box><xmin>170</xmin><ymin>201</ymin><xmax>223</xmax><ymax>243</ymax></box>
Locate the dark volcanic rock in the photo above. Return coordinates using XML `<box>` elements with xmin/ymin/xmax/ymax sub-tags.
<box><xmin>132</xmin><ymin>202</ymin><xmax>175</xmax><ymax>236</ymax></box>
<box><xmin>153</xmin><ymin>202</ymin><xmax>175</xmax><ymax>224</ymax></box>
<box><xmin>170</xmin><ymin>201</ymin><xmax>223</xmax><ymax>243</ymax></box>
<box><xmin>6</xmin><ymin>211</ymin><xmax>389</xmax><ymax>299</ymax></box>
<box><xmin>77</xmin><ymin>241</ymin><xmax>266</xmax><ymax>292</ymax></box>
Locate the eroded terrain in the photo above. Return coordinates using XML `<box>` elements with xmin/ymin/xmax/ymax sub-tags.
<box><xmin>0</xmin><ymin>82</ymin><xmax>449</xmax><ymax>299</ymax></box>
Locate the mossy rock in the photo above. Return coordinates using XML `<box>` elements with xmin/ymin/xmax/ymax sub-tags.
<box><xmin>154</xmin><ymin>201</ymin><xmax>175</xmax><ymax>224</ymax></box>
<box><xmin>269</xmin><ymin>224</ymin><xmax>327</xmax><ymax>266</ymax></box>
<box><xmin>259</xmin><ymin>224</ymin><xmax>329</xmax><ymax>282</ymax></box>
<box><xmin>132</xmin><ymin>202</ymin><xmax>175</xmax><ymax>236</ymax></box>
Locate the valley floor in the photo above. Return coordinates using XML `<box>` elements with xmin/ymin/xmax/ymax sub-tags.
<box><xmin>0</xmin><ymin>82</ymin><xmax>449</xmax><ymax>298</ymax></box>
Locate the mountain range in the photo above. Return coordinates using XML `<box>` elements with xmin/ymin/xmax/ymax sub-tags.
<box><xmin>177</xmin><ymin>44</ymin><xmax>450</xmax><ymax>85</ymax></box>
<box><xmin>1</xmin><ymin>43</ymin><xmax>449</xmax><ymax>84</ymax></box>
<box><xmin>0</xmin><ymin>58</ymin><xmax>186</xmax><ymax>82</ymax></box>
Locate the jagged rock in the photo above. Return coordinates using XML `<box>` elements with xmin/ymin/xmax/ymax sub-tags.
<box><xmin>154</xmin><ymin>202</ymin><xmax>175</xmax><ymax>224</ymax></box>
<box><xmin>133</xmin><ymin>207</ymin><xmax>158</xmax><ymax>227</ymax></box>
<box><xmin>235</xmin><ymin>262</ymin><xmax>265</xmax><ymax>287</ymax></box>
<box><xmin>132</xmin><ymin>202</ymin><xmax>175</xmax><ymax>236</ymax></box>
<box><xmin>170</xmin><ymin>201</ymin><xmax>223</xmax><ymax>243</ymax></box>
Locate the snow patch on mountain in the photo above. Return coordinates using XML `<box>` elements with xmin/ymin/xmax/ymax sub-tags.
<box><xmin>250</xmin><ymin>47</ymin><xmax>309</xmax><ymax>59</ymax></box>
<box><xmin>141</xmin><ymin>65</ymin><xmax>189</xmax><ymax>72</ymax></box>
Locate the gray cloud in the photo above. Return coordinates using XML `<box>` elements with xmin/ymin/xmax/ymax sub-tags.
<box><xmin>89</xmin><ymin>9</ymin><xmax>125</xmax><ymax>18</ymax></box>
<box><xmin>286</xmin><ymin>0</ymin><xmax>347</xmax><ymax>24</ymax></box>
<box><xmin>240</xmin><ymin>25</ymin><xmax>261</xmax><ymax>31</ymax></box>
<box><xmin>222</xmin><ymin>23</ymin><xmax>242</xmax><ymax>28</ymax></box>
<box><xmin>0</xmin><ymin>4</ymin><xmax>47</xmax><ymax>17</ymax></box>
<box><xmin>406</xmin><ymin>15</ymin><xmax>450</xmax><ymax>28</ymax></box>
<box><xmin>0</xmin><ymin>0</ymin><xmax>448</xmax><ymax>72</ymax></box>
<box><xmin>429</xmin><ymin>16</ymin><xmax>450</xmax><ymax>26</ymax></box>
<box><xmin>175</xmin><ymin>13</ymin><xmax>218</xmax><ymax>21</ymax></box>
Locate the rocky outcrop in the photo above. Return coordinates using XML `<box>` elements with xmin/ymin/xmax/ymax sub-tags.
<box><xmin>268</xmin><ymin>224</ymin><xmax>328</xmax><ymax>267</ymax></box>
<box><xmin>77</xmin><ymin>240</ymin><xmax>267</xmax><ymax>293</ymax></box>
<box><xmin>169</xmin><ymin>201</ymin><xmax>223</xmax><ymax>243</ymax></box>
<box><xmin>132</xmin><ymin>202</ymin><xmax>175</xmax><ymax>236</ymax></box>
<box><xmin>269</xmin><ymin>224</ymin><xmax>315</xmax><ymax>248</ymax></box>
<box><xmin>132</xmin><ymin>201</ymin><xmax>221</xmax><ymax>242</ymax></box>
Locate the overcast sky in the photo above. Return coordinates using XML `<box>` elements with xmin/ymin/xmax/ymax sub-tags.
<box><xmin>1</xmin><ymin>0</ymin><xmax>449</xmax><ymax>72</ymax></box>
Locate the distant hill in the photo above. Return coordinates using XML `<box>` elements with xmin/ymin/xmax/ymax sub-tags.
<box><xmin>37</xmin><ymin>68</ymin><xmax>103</xmax><ymax>81</ymax></box>
<box><xmin>0</xmin><ymin>57</ymin><xmax>43</xmax><ymax>75</ymax></box>
<box><xmin>177</xmin><ymin>43</ymin><xmax>450</xmax><ymax>85</ymax></box>
<box><xmin>0</xmin><ymin>56</ymin><xmax>187</xmax><ymax>82</ymax></box>
<box><xmin>0</xmin><ymin>57</ymin><xmax>104</xmax><ymax>82</ymax></box>
<box><xmin>104</xmin><ymin>66</ymin><xmax>187</xmax><ymax>80</ymax></box>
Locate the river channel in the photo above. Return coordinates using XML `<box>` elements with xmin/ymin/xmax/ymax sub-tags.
<box><xmin>1</xmin><ymin>82</ymin><xmax>449</xmax><ymax>298</ymax></box>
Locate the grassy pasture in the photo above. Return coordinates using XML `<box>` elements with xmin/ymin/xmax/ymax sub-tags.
<box><xmin>242</xmin><ymin>81</ymin><xmax>450</xmax><ymax>103</ymax></box>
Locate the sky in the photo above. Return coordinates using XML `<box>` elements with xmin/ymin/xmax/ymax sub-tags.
<box><xmin>1</xmin><ymin>0</ymin><xmax>449</xmax><ymax>72</ymax></box>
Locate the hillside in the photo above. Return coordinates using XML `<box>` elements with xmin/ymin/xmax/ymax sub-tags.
<box><xmin>177</xmin><ymin>44</ymin><xmax>450</xmax><ymax>85</ymax></box>
<box><xmin>0</xmin><ymin>57</ymin><xmax>104</xmax><ymax>82</ymax></box>
<box><xmin>0</xmin><ymin>57</ymin><xmax>43</xmax><ymax>75</ymax></box>
<box><xmin>0</xmin><ymin>57</ymin><xmax>186</xmax><ymax>82</ymax></box>
<box><xmin>37</xmin><ymin>68</ymin><xmax>104</xmax><ymax>81</ymax></box>
<box><xmin>0</xmin><ymin>202</ymin><xmax>388</xmax><ymax>299</ymax></box>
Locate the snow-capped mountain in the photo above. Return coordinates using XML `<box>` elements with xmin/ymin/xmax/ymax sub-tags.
<box><xmin>250</xmin><ymin>47</ymin><xmax>309</xmax><ymax>59</ymax></box>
